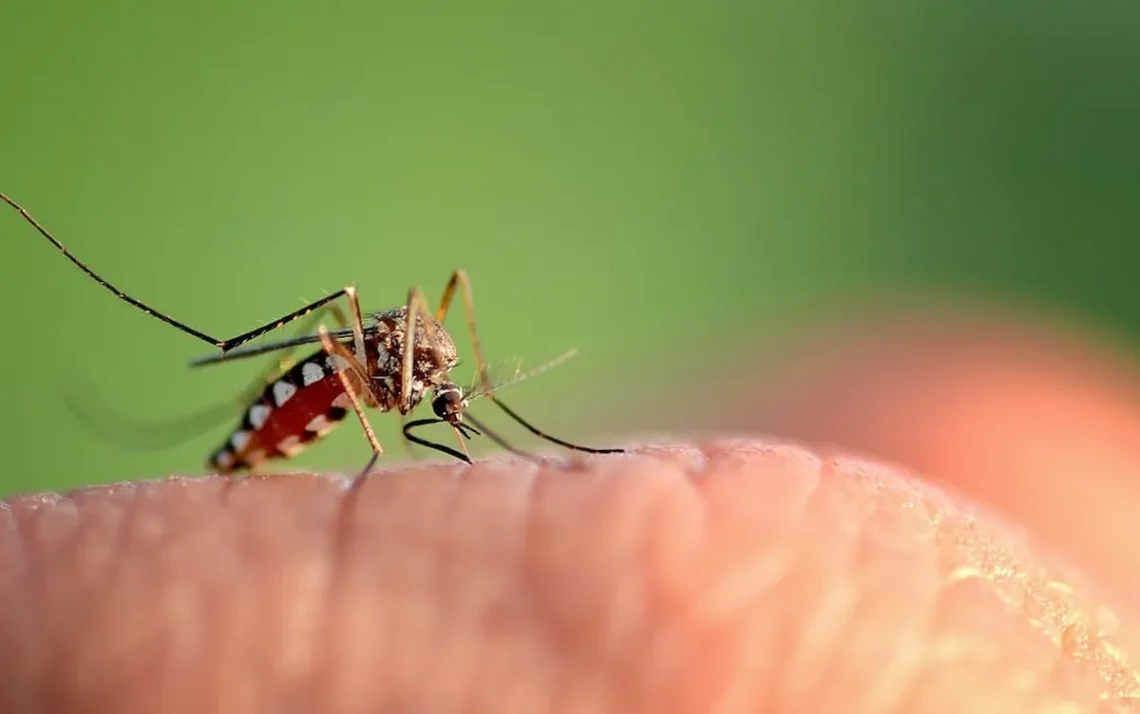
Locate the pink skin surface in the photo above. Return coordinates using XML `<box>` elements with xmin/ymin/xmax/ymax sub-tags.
<box><xmin>4</xmin><ymin>311</ymin><xmax>1140</xmax><ymax>713</ymax></box>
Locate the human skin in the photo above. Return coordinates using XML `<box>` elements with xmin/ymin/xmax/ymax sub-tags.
<box><xmin>3</xmin><ymin>315</ymin><xmax>1140</xmax><ymax>713</ymax></box>
<box><xmin>701</xmin><ymin>311</ymin><xmax>1140</xmax><ymax>608</ymax></box>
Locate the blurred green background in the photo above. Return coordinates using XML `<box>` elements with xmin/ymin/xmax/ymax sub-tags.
<box><xmin>1</xmin><ymin>1</ymin><xmax>1137</xmax><ymax>493</ymax></box>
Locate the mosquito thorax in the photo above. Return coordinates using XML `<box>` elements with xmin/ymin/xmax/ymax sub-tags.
<box><xmin>368</xmin><ymin>306</ymin><xmax>460</xmax><ymax>414</ymax></box>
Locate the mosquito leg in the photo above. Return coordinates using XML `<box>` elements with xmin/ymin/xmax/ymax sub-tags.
<box><xmin>399</xmin><ymin>286</ymin><xmax>444</xmax><ymax>414</ymax></box>
<box><xmin>436</xmin><ymin>270</ymin><xmax>622</xmax><ymax>459</ymax></box>
<box><xmin>359</xmin><ymin>450</ymin><xmax>381</xmax><ymax>477</ymax></box>
<box><xmin>435</xmin><ymin>271</ymin><xmax>499</xmax><ymax>461</ymax></box>
<box><xmin>0</xmin><ymin>193</ymin><xmax>354</xmax><ymax>353</ymax></box>
<box><xmin>397</xmin><ymin>285</ymin><xmax>476</xmax><ymax>462</ymax></box>
<box><xmin>436</xmin><ymin>270</ymin><xmax>493</xmax><ymax>395</ymax></box>
<box><xmin>192</xmin><ymin>289</ymin><xmax>361</xmax><ymax>363</ymax></box>
<box><xmin>97</xmin><ymin>301</ymin><xmax>354</xmax><ymax>459</ymax></box>
<box><xmin>66</xmin><ymin>296</ymin><xmax>358</xmax><ymax>460</ymax></box>
<box><xmin>317</xmin><ymin>324</ymin><xmax>384</xmax><ymax>484</ymax></box>
<box><xmin>217</xmin><ymin>287</ymin><xmax>353</xmax><ymax>352</ymax></box>
<box><xmin>343</xmin><ymin>286</ymin><xmax>369</xmax><ymax>366</ymax></box>
<box><xmin>2</xmin><ymin>192</ymin><xmax>225</xmax><ymax>348</ymax></box>
<box><xmin>274</xmin><ymin>303</ymin><xmax>350</xmax><ymax>372</ymax></box>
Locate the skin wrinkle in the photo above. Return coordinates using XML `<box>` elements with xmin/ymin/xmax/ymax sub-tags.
<box><xmin>686</xmin><ymin>444</ymin><xmax>824</xmax><ymax>712</ymax></box>
<box><xmin>1</xmin><ymin>440</ymin><xmax>1140</xmax><ymax>713</ymax></box>
<box><xmin>72</xmin><ymin>487</ymin><xmax>187</xmax><ymax>712</ymax></box>
<box><xmin>488</xmin><ymin>459</ymin><xmax>565</xmax><ymax>714</ymax></box>
<box><xmin>3</xmin><ymin>502</ymin><xmax>43</xmax><ymax>713</ymax></box>
<box><xmin>422</xmin><ymin>464</ymin><xmax>494</xmax><ymax>709</ymax></box>
<box><xmin>846</xmin><ymin>459</ymin><xmax>936</xmax><ymax>711</ymax></box>
<box><xmin>609</xmin><ymin>447</ymin><xmax>719</xmax><ymax>714</ymax></box>
<box><xmin>321</xmin><ymin>472</ymin><xmax>418</xmax><ymax>710</ymax></box>
<box><xmin>320</xmin><ymin>458</ymin><xmax>531</xmax><ymax>711</ymax></box>
<box><xmin>521</xmin><ymin>453</ymin><xmax>636</xmax><ymax>712</ymax></box>
<box><xmin>418</xmin><ymin>469</ymin><xmax>478</xmax><ymax>708</ymax></box>
<box><xmin>18</xmin><ymin>495</ymin><xmax>87</xmax><ymax>713</ymax></box>
<box><xmin>605</xmin><ymin>449</ymin><xmax>704</xmax><ymax>713</ymax></box>
<box><xmin>776</xmin><ymin>456</ymin><xmax>870</xmax><ymax>712</ymax></box>
<box><xmin>492</xmin><ymin>456</ymin><xmax>579</xmax><ymax>711</ymax></box>
<box><xmin>650</xmin><ymin>447</ymin><xmax>827</xmax><ymax>712</ymax></box>
<box><xmin>825</xmin><ymin>464</ymin><xmax>899</xmax><ymax>714</ymax></box>
<box><xmin>852</xmin><ymin>467</ymin><xmax>945</xmax><ymax>714</ymax></box>
<box><xmin>321</xmin><ymin>468</ymin><xmax>372</xmax><ymax>708</ymax></box>
<box><xmin>162</xmin><ymin>480</ymin><xmax>243</xmax><ymax>712</ymax></box>
<box><xmin>66</xmin><ymin>488</ymin><xmax>146</xmax><ymax>711</ymax></box>
<box><xmin>429</xmin><ymin>463</ymin><xmax>522</xmax><ymax>710</ymax></box>
<box><xmin>618</xmin><ymin>451</ymin><xmax>705</xmax><ymax>714</ymax></box>
<box><xmin>470</xmin><ymin>458</ymin><xmax>580</xmax><ymax>714</ymax></box>
<box><xmin>317</xmin><ymin>476</ymin><xmax>367</xmax><ymax>711</ymax></box>
<box><xmin>249</xmin><ymin>477</ymin><xmax>340</xmax><ymax>710</ymax></box>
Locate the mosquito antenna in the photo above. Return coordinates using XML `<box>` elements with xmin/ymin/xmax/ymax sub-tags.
<box><xmin>403</xmin><ymin>418</ymin><xmax>473</xmax><ymax>464</ymax></box>
<box><xmin>1</xmin><ymin>192</ymin><xmax>224</xmax><ymax>347</ymax></box>
<box><xmin>489</xmin><ymin>396</ymin><xmax>624</xmax><ymax>454</ymax></box>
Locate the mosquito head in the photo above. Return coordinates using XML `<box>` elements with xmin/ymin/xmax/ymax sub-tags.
<box><xmin>431</xmin><ymin>382</ymin><xmax>469</xmax><ymax>426</ymax></box>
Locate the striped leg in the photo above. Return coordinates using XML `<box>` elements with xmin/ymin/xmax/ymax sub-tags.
<box><xmin>435</xmin><ymin>270</ymin><xmax>494</xmax><ymax>395</ymax></box>
<box><xmin>399</xmin><ymin>286</ymin><xmax>442</xmax><ymax>413</ymax></box>
<box><xmin>0</xmin><ymin>193</ymin><xmax>353</xmax><ymax>354</ymax></box>
<box><xmin>434</xmin><ymin>270</ymin><xmax>624</xmax><ymax>459</ymax></box>
<box><xmin>317</xmin><ymin>323</ymin><xmax>384</xmax><ymax>483</ymax></box>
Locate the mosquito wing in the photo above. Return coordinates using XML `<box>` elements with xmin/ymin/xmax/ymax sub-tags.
<box><xmin>63</xmin><ymin>381</ymin><xmax>239</xmax><ymax>451</ymax></box>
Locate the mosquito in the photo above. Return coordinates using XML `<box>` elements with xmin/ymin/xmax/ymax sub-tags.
<box><xmin>1</xmin><ymin>192</ymin><xmax>623</xmax><ymax>478</ymax></box>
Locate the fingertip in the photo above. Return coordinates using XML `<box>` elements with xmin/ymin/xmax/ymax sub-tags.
<box><xmin>2</xmin><ymin>439</ymin><xmax>1138</xmax><ymax>713</ymax></box>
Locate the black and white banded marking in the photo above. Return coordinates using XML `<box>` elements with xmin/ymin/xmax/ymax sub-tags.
<box><xmin>208</xmin><ymin>351</ymin><xmax>355</xmax><ymax>472</ymax></box>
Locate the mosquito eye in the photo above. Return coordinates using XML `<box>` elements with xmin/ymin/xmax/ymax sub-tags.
<box><xmin>432</xmin><ymin>387</ymin><xmax>464</xmax><ymax>420</ymax></box>
<box><xmin>432</xmin><ymin>395</ymin><xmax>450</xmax><ymax>419</ymax></box>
